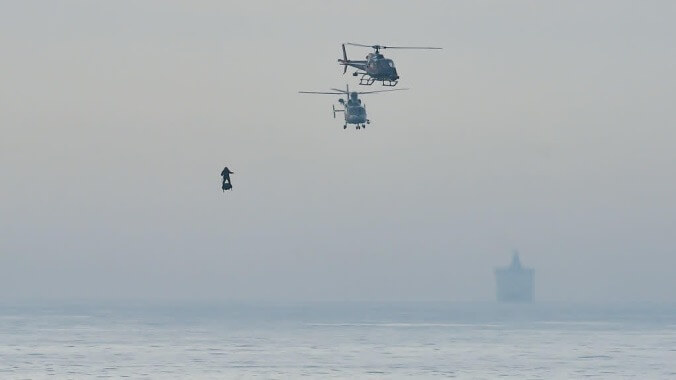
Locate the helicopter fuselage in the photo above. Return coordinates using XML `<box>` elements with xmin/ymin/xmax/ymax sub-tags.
<box><xmin>344</xmin><ymin>104</ymin><xmax>367</xmax><ymax>125</ymax></box>
<box><xmin>342</xmin><ymin>54</ymin><xmax>399</xmax><ymax>83</ymax></box>
<box><xmin>364</xmin><ymin>53</ymin><xmax>399</xmax><ymax>81</ymax></box>
<box><xmin>338</xmin><ymin>95</ymin><xmax>367</xmax><ymax>125</ymax></box>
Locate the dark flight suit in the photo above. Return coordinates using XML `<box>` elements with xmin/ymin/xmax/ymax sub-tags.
<box><xmin>221</xmin><ymin>167</ymin><xmax>234</xmax><ymax>189</ymax></box>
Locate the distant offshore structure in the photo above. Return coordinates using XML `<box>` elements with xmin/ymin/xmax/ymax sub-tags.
<box><xmin>495</xmin><ymin>251</ymin><xmax>534</xmax><ymax>303</ymax></box>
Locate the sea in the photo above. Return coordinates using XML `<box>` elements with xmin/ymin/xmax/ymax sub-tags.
<box><xmin>1</xmin><ymin>301</ymin><xmax>674</xmax><ymax>379</ymax></box>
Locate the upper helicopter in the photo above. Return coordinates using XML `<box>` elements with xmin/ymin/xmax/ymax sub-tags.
<box><xmin>338</xmin><ymin>42</ymin><xmax>442</xmax><ymax>87</ymax></box>
<box><xmin>299</xmin><ymin>85</ymin><xmax>407</xmax><ymax>130</ymax></box>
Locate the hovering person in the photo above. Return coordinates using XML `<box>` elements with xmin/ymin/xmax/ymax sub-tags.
<box><xmin>221</xmin><ymin>166</ymin><xmax>234</xmax><ymax>191</ymax></box>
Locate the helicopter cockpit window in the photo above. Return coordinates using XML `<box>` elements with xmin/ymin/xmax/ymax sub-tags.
<box><xmin>378</xmin><ymin>59</ymin><xmax>395</xmax><ymax>69</ymax></box>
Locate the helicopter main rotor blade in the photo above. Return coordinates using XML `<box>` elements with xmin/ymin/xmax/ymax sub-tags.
<box><xmin>381</xmin><ymin>46</ymin><xmax>442</xmax><ymax>50</ymax></box>
<box><xmin>346</xmin><ymin>42</ymin><xmax>442</xmax><ymax>50</ymax></box>
<box><xmin>298</xmin><ymin>91</ymin><xmax>344</xmax><ymax>95</ymax></box>
<box><xmin>329</xmin><ymin>88</ymin><xmax>349</xmax><ymax>94</ymax></box>
<box><xmin>355</xmin><ymin>88</ymin><xmax>410</xmax><ymax>95</ymax></box>
<box><xmin>345</xmin><ymin>42</ymin><xmax>374</xmax><ymax>48</ymax></box>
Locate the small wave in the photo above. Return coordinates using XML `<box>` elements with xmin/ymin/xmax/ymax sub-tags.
<box><xmin>578</xmin><ymin>355</ymin><xmax>612</xmax><ymax>360</ymax></box>
<box><xmin>306</xmin><ymin>322</ymin><xmax>499</xmax><ymax>328</ymax></box>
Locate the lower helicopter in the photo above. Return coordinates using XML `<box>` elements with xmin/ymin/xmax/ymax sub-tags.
<box><xmin>299</xmin><ymin>85</ymin><xmax>407</xmax><ymax>130</ymax></box>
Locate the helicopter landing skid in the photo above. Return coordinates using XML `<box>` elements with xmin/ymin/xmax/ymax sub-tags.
<box><xmin>358</xmin><ymin>73</ymin><xmax>376</xmax><ymax>86</ymax></box>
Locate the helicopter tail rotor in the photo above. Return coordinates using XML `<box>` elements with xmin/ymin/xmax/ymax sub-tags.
<box><xmin>341</xmin><ymin>44</ymin><xmax>348</xmax><ymax>74</ymax></box>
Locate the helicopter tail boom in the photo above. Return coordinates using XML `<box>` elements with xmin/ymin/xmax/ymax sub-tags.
<box><xmin>338</xmin><ymin>43</ymin><xmax>367</xmax><ymax>72</ymax></box>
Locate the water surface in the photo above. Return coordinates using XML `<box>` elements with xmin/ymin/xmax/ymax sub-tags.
<box><xmin>1</xmin><ymin>302</ymin><xmax>674</xmax><ymax>378</ymax></box>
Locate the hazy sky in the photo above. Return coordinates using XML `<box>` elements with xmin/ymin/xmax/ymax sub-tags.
<box><xmin>2</xmin><ymin>1</ymin><xmax>676</xmax><ymax>302</ymax></box>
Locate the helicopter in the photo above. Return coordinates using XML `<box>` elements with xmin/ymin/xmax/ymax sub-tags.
<box><xmin>338</xmin><ymin>43</ymin><xmax>442</xmax><ymax>86</ymax></box>
<box><xmin>299</xmin><ymin>85</ymin><xmax>407</xmax><ymax>130</ymax></box>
